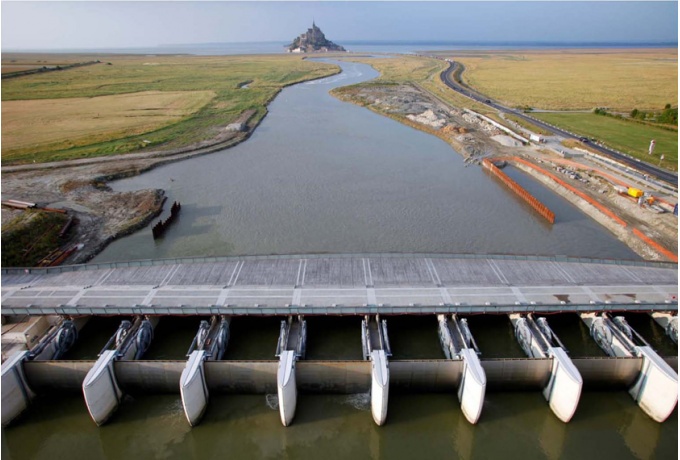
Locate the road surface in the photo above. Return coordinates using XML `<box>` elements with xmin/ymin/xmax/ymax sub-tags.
<box><xmin>439</xmin><ymin>60</ymin><xmax>678</xmax><ymax>187</ymax></box>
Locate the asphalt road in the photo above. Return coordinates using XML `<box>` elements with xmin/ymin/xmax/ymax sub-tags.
<box><xmin>439</xmin><ymin>60</ymin><xmax>678</xmax><ymax>187</ymax></box>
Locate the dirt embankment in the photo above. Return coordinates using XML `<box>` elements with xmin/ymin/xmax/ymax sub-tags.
<box><xmin>331</xmin><ymin>83</ymin><xmax>523</xmax><ymax>163</ymax></box>
<box><xmin>331</xmin><ymin>82</ymin><xmax>678</xmax><ymax>262</ymax></box>
<box><xmin>1</xmin><ymin>109</ymin><xmax>262</xmax><ymax>266</ymax></box>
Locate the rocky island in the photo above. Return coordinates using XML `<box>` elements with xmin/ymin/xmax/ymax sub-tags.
<box><xmin>287</xmin><ymin>22</ymin><xmax>346</xmax><ymax>53</ymax></box>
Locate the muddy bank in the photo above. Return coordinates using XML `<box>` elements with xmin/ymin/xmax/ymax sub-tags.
<box><xmin>0</xmin><ymin>112</ymin><xmax>260</xmax><ymax>265</ymax></box>
<box><xmin>330</xmin><ymin>81</ymin><xmax>677</xmax><ymax>262</ymax></box>
<box><xmin>0</xmin><ymin>66</ymin><xmax>345</xmax><ymax>267</ymax></box>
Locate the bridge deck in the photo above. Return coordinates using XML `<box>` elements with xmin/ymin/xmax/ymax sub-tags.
<box><xmin>1</xmin><ymin>254</ymin><xmax>676</xmax><ymax>315</ymax></box>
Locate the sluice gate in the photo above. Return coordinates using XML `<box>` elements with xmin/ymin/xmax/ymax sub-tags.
<box><xmin>362</xmin><ymin>315</ymin><xmax>391</xmax><ymax>425</ymax></box>
<box><xmin>82</xmin><ymin>316</ymin><xmax>158</xmax><ymax>425</ymax></box>
<box><xmin>180</xmin><ymin>315</ymin><xmax>230</xmax><ymax>426</ymax></box>
<box><xmin>1</xmin><ymin>315</ymin><xmax>89</xmax><ymax>426</ymax></box>
<box><xmin>437</xmin><ymin>314</ymin><xmax>486</xmax><ymax>424</ymax></box>
<box><xmin>275</xmin><ymin>315</ymin><xmax>306</xmax><ymax>426</ymax></box>
<box><xmin>510</xmin><ymin>314</ymin><xmax>582</xmax><ymax>422</ymax></box>
<box><xmin>2</xmin><ymin>311</ymin><xmax>677</xmax><ymax>428</ymax></box>
<box><xmin>581</xmin><ymin>312</ymin><xmax>678</xmax><ymax>422</ymax></box>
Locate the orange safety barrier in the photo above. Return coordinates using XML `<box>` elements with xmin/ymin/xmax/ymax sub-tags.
<box><xmin>482</xmin><ymin>159</ymin><xmax>555</xmax><ymax>223</ymax></box>
<box><xmin>508</xmin><ymin>157</ymin><xmax>628</xmax><ymax>228</ymax></box>
<box><xmin>503</xmin><ymin>156</ymin><xmax>677</xmax><ymax>262</ymax></box>
<box><xmin>632</xmin><ymin>229</ymin><xmax>678</xmax><ymax>263</ymax></box>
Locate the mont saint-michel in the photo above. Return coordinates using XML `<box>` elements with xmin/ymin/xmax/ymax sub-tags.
<box><xmin>287</xmin><ymin>22</ymin><xmax>346</xmax><ymax>53</ymax></box>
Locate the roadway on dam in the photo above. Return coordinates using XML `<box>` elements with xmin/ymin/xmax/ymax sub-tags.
<box><xmin>2</xmin><ymin>254</ymin><xmax>676</xmax><ymax>315</ymax></box>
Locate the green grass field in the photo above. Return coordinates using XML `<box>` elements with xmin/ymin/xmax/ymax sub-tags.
<box><xmin>533</xmin><ymin>112</ymin><xmax>678</xmax><ymax>170</ymax></box>
<box><xmin>2</xmin><ymin>54</ymin><xmax>339</xmax><ymax>165</ymax></box>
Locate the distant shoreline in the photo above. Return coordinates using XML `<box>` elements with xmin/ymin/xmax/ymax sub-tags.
<box><xmin>3</xmin><ymin>41</ymin><xmax>677</xmax><ymax>55</ymax></box>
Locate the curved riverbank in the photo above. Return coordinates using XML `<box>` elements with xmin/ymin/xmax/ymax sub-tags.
<box><xmin>1</xmin><ymin>65</ymin><xmax>341</xmax><ymax>266</ymax></box>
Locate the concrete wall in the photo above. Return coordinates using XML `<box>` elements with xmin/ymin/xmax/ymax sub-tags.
<box><xmin>573</xmin><ymin>357</ymin><xmax>642</xmax><ymax>389</ymax></box>
<box><xmin>206</xmin><ymin>361</ymin><xmax>278</xmax><ymax>393</ymax></box>
<box><xmin>297</xmin><ymin>361</ymin><xmax>370</xmax><ymax>393</ymax></box>
<box><xmin>482</xmin><ymin>358</ymin><xmax>552</xmax><ymax>390</ymax></box>
<box><xmin>23</xmin><ymin>361</ymin><xmax>93</xmax><ymax>392</ymax></box>
<box><xmin>115</xmin><ymin>361</ymin><xmax>185</xmax><ymax>393</ymax></box>
<box><xmin>390</xmin><ymin>360</ymin><xmax>461</xmax><ymax>391</ymax></box>
<box><xmin>19</xmin><ymin>357</ymin><xmax>653</xmax><ymax>394</ymax></box>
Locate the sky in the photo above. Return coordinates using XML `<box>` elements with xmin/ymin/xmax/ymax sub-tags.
<box><xmin>1</xmin><ymin>1</ymin><xmax>678</xmax><ymax>50</ymax></box>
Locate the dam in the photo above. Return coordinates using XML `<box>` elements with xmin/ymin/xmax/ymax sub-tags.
<box><xmin>2</xmin><ymin>254</ymin><xmax>677</xmax><ymax>431</ymax></box>
<box><xmin>2</xmin><ymin>59</ymin><xmax>678</xmax><ymax>458</ymax></box>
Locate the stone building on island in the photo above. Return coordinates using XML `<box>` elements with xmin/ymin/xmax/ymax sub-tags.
<box><xmin>287</xmin><ymin>22</ymin><xmax>346</xmax><ymax>53</ymax></box>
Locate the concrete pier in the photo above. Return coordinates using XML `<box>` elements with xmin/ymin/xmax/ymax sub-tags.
<box><xmin>82</xmin><ymin>316</ymin><xmax>158</xmax><ymax>425</ymax></box>
<box><xmin>82</xmin><ymin>350</ymin><xmax>121</xmax><ymax>426</ymax></box>
<box><xmin>580</xmin><ymin>312</ymin><xmax>678</xmax><ymax>422</ymax></box>
<box><xmin>277</xmin><ymin>350</ymin><xmax>297</xmax><ymax>426</ymax></box>
<box><xmin>437</xmin><ymin>314</ymin><xmax>486</xmax><ymax>424</ymax></box>
<box><xmin>180</xmin><ymin>316</ymin><xmax>230</xmax><ymax>426</ymax></box>
<box><xmin>1</xmin><ymin>351</ymin><xmax>35</xmax><ymax>427</ymax></box>
<box><xmin>181</xmin><ymin>350</ymin><xmax>210</xmax><ymax>426</ymax></box>
<box><xmin>510</xmin><ymin>314</ymin><xmax>582</xmax><ymax>422</ymax></box>
<box><xmin>363</xmin><ymin>315</ymin><xmax>391</xmax><ymax>425</ymax></box>
<box><xmin>275</xmin><ymin>316</ymin><xmax>306</xmax><ymax>426</ymax></box>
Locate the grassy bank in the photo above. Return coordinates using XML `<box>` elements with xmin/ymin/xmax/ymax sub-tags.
<box><xmin>1</xmin><ymin>210</ymin><xmax>69</xmax><ymax>267</ymax></box>
<box><xmin>439</xmin><ymin>49</ymin><xmax>677</xmax><ymax>111</ymax></box>
<box><xmin>533</xmin><ymin>112</ymin><xmax>678</xmax><ymax>170</ymax></box>
<box><xmin>1</xmin><ymin>54</ymin><xmax>339</xmax><ymax>165</ymax></box>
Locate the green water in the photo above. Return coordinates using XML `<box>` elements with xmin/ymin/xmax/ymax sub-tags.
<box><xmin>4</xmin><ymin>313</ymin><xmax>677</xmax><ymax>460</ymax></box>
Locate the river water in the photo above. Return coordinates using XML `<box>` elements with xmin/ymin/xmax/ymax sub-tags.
<box><xmin>92</xmin><ymin>60</ymin><xmax>638</xmax><ymax>262</ymax></box>
<box><xmin>4</xmin><ymin>60</ymin><xmax>676</xmax><ymax>459</ymax></box>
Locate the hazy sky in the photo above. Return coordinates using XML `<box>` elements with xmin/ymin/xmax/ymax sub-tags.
<box><xmin>2</xmin><ymin>1</ymin><xmax>678</xmax><ymax>50</ymax></box>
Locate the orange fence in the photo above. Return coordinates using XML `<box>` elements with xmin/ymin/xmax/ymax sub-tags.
<box><xmin>507</xmin><ymin>157</ymin><xmax>627</xmax><ymax>227</ymax></box>
<box><xmin>482</xmin><ymin>159</ymin><xmax>555</xmax><ymax>223</ymax></box>
<box><xmin>632</xmin><ymin>229</ymin><xmax>678</xmax><ymax>263</ymax></box>
<box><xmin>503</xmin><ymin>156</ymin><xmax>677</xmax><ymax>262</ymax></box>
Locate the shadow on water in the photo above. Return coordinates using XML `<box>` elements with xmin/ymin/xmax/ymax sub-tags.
<box><xmin>61</xmin><ymin>316</ymin><xmax>126</xmax><ymax>360</ymax></box>
<box><xmin>144</xmin><ymin>316</ymin><xmax>204</xmax><ymax>360</ymax></box>
<box><xmin>540</xmin><ymin>312</ymin><xmax>607</xmax><ymax>357</ymax></box>
<box><xmin>464</xmin><ymin>314</ymin><xmax>526</xmax><ymax>358</ymax></box>
<box><xmin>384</xmin><ymin>315</ymin><xmax>443</xmax><ymax>359</ymax></box>
<box><xmin>224</xmin><ymin>316</ymin><xmax>282</xmax><ymax>360</ymax></box>
<box><xmin>305</xmin><ymin>316</ymin><xmax>363</xmax><ymax>360</ymax></box>
<box><xmin>621</xmin><ymin>312</ymin><xmax>677</xmax><ymax>356</ymax></box>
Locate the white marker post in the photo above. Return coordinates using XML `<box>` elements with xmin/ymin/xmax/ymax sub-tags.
<box><xmin>649</xmin><ymin>139</ymin><xmax>656</xmax><ymax>155</ymax></box>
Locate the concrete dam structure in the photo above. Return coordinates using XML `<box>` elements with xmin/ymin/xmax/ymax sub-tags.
<box><xmin>2</xmin><ymin>254</ymin><xmax>677</xmax><ymax>428</ymax></box>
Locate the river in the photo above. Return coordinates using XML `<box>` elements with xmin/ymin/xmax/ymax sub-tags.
<box><xmin>91</xmin><ymin>59</ymin><xmax>638</xmax><ymax>262</ymax></box>
<box><xmin>3</xmin><ymin>60</ymin><xmax>676</xmax><ymax>459</ymax></box>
